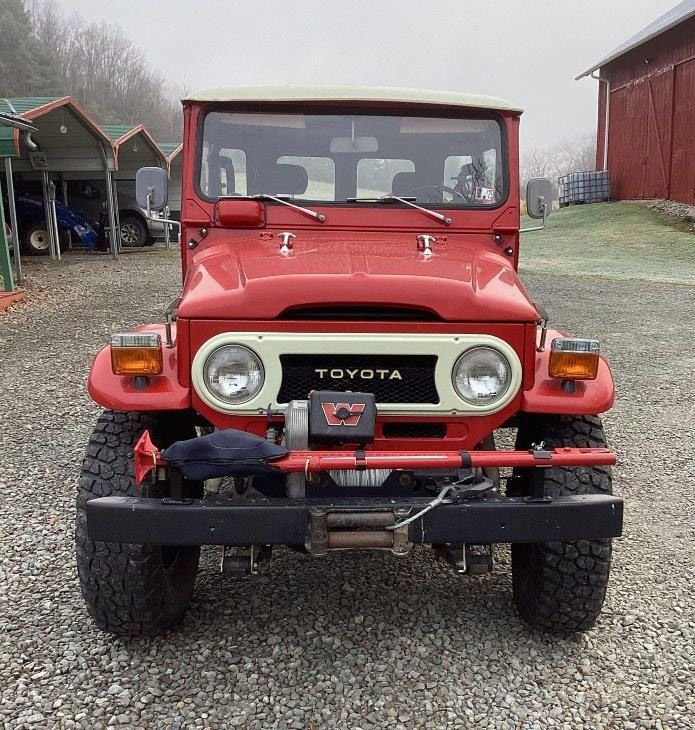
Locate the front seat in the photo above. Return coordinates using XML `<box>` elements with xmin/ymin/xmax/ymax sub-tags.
<box><xmin>391</xmin><ymin>171</ymin><xmax>419</xmax><ymax>197</ymax></box>
<box><xmin>264</xmin><ymin>163</ymin><xmax>309</xmax><ymax>197</ymax></box>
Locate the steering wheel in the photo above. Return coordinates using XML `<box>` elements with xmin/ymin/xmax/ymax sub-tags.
<box><xmin>401</xmin><ymin>185</ymin><xmax>469</xmax><ymax>204</ymax></box>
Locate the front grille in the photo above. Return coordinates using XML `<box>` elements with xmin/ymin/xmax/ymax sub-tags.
<box><xmin>278</xmin><ymin>354</ymin><xmax>439</xmax><ymax>404</ymax></box>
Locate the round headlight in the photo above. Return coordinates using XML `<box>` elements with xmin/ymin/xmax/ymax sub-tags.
<box><xmin>203</xmin><ymin>345</ymin><xmax>264</xmax><ymax>405</ymax></box>
<box><xmin>453</xmin><ymin>346</ymin><xmax>512</xmax><ymax>406</ymax></box>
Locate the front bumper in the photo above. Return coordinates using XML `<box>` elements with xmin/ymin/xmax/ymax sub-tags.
<box><xmin>86</xmin><ymin>492</ymin><xmax>623</xmax><ymax>547</ymax></box>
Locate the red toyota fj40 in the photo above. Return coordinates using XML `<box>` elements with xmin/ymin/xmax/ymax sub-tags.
<box><xmin>77</xmin><ymin>85</ymin><xmax>621</xmax><ymax>637</ymax></box>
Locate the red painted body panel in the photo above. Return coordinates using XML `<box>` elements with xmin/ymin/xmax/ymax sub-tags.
<box><xmin>596</xmin><ymin>16</ymin><xmax>695</xmax><ymax>204</ymax></box>
<box><xmin>522</xmin><ymin>330</ymin><xmax>615</xmax><ymax>415</ymax></box>
<box><xmin>177</xmin><ymin>232</ymin><xmax>537</xmax><ymax>322</ymax></box>
<box><xmin>88</xmin><ymin>325</ymin><xmax>191</xmax><ymax>412</ymax></box>
<box><xmin>186</xmin><ymin>318</ymin><xmax>527</xmax><ymax>449</ymax></box>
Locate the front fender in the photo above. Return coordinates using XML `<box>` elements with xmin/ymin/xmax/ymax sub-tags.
<box><xmin>521</xmin><ymin>329</ymin><xmax>615</xmax><ymax>415</ymax></box>
<box><xmin>87</xmin><ymin>324</ymin><xmax>191</xmax><ymax>412</ymax></box>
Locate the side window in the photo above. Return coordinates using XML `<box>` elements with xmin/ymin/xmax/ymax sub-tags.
<box><xmin>483</xmin><ymin>148</ymin><xmax>498</xmax><ymax>188</ymax></box>
<box><xmin>200</xmin><ymin>145</ymin><xmax>246</xmax><ymax>197</ymax></box>
<box><xmin>220</xmin><ymin>149</ymin><xmax>247</xmax><ymax>196</ymax></box>
<box><xmin>443</xmin><ymin>155</ymin><xmax>472</xmax><ymax>202</ymax></box>
<box><xmin>277</xmin><ymin>155</ymin><xmax>335</xmax><ymax>200</ymax></box>
<box><xmin>444</xmin><ymin>152</ymin><xmax>500</xmax><ymax>204</ymax></box>
<box><xmin>357</xmin><ymin>159</ymin><xmax>415</xmax><ymax>198</ymax></box>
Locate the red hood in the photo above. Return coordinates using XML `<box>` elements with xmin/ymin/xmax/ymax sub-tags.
<box><xmin>177</xmin><ymin>232</ymin><xmax>538</xmax><ymax>322</ymax></box>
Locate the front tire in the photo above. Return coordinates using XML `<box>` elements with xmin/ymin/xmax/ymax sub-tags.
<box><xmin>511</xmin><ymin>415</ymin><xmax>613</xmax><ymax>632</ymax></box>
<box><xmin>76</xmin><ymin>411</ymin><xmax>200</xmax><ymax>637</ymax></box>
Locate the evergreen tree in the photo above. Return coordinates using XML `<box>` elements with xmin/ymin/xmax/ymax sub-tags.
<box><xmin>0</xmin><ymin>0</ymin><xmax>60</xmax><ymax>97</ymax></box>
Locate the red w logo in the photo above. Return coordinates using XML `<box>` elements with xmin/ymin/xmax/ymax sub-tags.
<box><xmin>321</xmin><ymin>402</ymin><xmax>366</xmax><ymax>427</ymax></box>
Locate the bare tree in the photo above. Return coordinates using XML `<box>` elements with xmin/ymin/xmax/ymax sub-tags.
<box><xmin>521</xmin><ymin>132</ymin><xmax>598</xmax><ymax>198</ymax></box>
<box><xmin>25</xmin><ymin>0</ymin><xmax>182</xmax><ymax>141</ymax></box>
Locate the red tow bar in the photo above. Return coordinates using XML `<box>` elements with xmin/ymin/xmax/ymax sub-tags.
<box><xmin>133</xmin><ymin>431</ymin><xmax>615</xmax><ymax>486</ymax></box>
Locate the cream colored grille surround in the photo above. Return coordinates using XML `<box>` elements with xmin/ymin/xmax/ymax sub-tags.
<box><xmin>191</xmin><ymin>332</ymin><xmax>522</xmax><ymax>417</ymax></box>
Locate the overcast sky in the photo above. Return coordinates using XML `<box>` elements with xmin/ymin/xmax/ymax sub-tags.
<box><xmin>57</xmin><ymin>0</ymin><xmax>676</xmax><ymax>149</ymax></box>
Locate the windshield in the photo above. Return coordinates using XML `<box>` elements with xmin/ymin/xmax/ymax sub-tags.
<box><xmin>198</xmin><ymin>111</ymin><xmax>506</xmax><ymax>208</ymax></box>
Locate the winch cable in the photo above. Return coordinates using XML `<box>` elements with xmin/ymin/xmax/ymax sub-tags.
<box><xmin>385</xmin><ymin>479</ymin><xmax>494</xmax><ymax>531</ymax></box>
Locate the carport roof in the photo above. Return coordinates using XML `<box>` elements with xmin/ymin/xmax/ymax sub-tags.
<box><xmin>159</xmin><ymin>142</ymin><xmax>182</xmax><ymax>164</ymax></box>
<box><xmin>102</xmin><ymin>123</ymin><xmax>166</xmax><ymax>170</ymax></box>
<box><xmin>0</xmin><ymin>96</ymin><xmax>112</xmax><ymax>158</ymax></box>
<box><xmin>159</xmin><ymin>142</ymin><xmax>181</xmax><ymax>157</ymax></box>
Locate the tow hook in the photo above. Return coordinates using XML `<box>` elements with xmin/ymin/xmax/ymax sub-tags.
<box><xmin>220</xmin><ymin>545</ymin><xmax>272</xmax><ymax>576</ymax></box>
<box><xmin>435</xmin><ymin>544</ymin><xmax>494</xmax><ymax>575</ymax></box>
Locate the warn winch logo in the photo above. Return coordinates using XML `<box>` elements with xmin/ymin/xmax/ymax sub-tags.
<box><xmin>321</xmin><ymin>402</ymin><xmax>366</xmax><ymax>427</ymax></box>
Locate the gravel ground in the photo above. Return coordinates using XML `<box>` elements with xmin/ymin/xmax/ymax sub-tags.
<box><xmin>0</xmin><ymin>249</ymin><xmax>693</xmax><ymax>730</ymax></box>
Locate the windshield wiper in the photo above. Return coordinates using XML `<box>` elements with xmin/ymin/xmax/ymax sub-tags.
<box><xmin>347</xmin><ymin>194</ymin><xmax>451</xmax><ymax>226</ymax></box>
<box><xmin>225</xmin><ymin>194</ymin><xmax>325</xmax><ymax>223</ymax></box>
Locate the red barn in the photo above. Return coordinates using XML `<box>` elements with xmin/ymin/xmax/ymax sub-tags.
<box><xmin>577</xmin><ymin>1</ymin><xmax>695</xmax><ymax>204</ymax></box>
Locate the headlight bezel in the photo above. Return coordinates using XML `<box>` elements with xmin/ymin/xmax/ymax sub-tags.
<box><xmin>202</xmin><ymin>343</ymin><xmax>265</xmax><ymax>406</ymax></box>
<box><xmin>451</xmin><ymin>345</ymin><xmax>513</xmax><ymax>407</ymax></box>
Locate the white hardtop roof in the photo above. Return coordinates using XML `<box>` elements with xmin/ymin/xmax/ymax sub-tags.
<box><xmin>184</xmin><ymin>84</ymin><xmax>523</xmax><ymax>113</ymax></box>
<box><xmin>577</xmin><ymin>0</ymin><xmax>695</xmax><ymax>79</ymax></box>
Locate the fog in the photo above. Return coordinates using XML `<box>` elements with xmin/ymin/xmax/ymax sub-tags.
<box><xmin>56</xmin><ymin>0</ymin><xmax>676</xmax><ymax>148</ymax></box>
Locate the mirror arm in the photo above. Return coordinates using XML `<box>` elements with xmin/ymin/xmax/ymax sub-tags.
<box><xmin>144</xmin><ymin>188</ymin><xmax>180</xmax><ymax>231</ymax></box>
<box><xmin>519</xmin><ymin>199</ymin><xmax>548</xmax><ymax>234</ymax></box>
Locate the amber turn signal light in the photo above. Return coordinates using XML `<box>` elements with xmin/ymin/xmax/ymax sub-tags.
<box><xmin>548</xmin><ymin>338</ymin><xmax>600</xmax><ymax>380</ymax></box>
<box><xmin>110</xmin><ymin>333</ymin><xmax>163</xmax><ymax>376</ymax></box>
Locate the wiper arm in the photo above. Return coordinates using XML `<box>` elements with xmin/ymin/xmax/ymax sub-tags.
<box><xmin>226</xmin><ymin>194</ymin><xmax>325</xmax><ymax>223</ymax></box>
<box><xmin>347</xmin><ymin>195</ymin><xmax>451</xmax><ymax>226</ymax></box>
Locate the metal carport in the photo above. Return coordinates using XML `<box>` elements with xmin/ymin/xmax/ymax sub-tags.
<box><xmin>0</xmin><ymin>108</ymin><xmax>36</xmax><ymax>292</ymax></box>
<box><xmin>160</xmin><ymin>142</ymin><xmax>182</xmax><ymax>216</ymax></box>
<box><xmin>0</xmin><ymin>97</ymin><xmax>119</xmax><ymax>266</ymax></box>
<box><xmin>160</xmin><ymin>142</ymin><xmax>182</xmax><ymax>248</ymax></box>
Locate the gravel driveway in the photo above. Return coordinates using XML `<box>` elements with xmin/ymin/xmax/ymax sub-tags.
<box><xmin>1</xmin><ymin>250</ymin><xmax>693</xmax><ymax>730</ymax></box>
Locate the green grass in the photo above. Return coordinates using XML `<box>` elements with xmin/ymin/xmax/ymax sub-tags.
<box><xmin>519</xmin><ymin>202</ymin><xmax>695</xmax><ymax>285</ymax></box>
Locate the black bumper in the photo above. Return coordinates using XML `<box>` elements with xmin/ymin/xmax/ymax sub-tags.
<box><xmin>86</xmin><ymin>493</ymin><xmax>623</xmax><ymax>547</ymax></box>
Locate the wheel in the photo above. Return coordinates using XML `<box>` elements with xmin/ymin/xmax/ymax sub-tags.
<box><xmin>76</xmin><ymin>411</ymin><xmax>200</xmax><ymax>637</ymax></box>
<box><xmin>510</xmin><ymin>415</ymin><xmax>613</xmax><ymax>632</ymax></box>
<box><xmin>22</xmin><ymin>222</ymin><xmax>51</xmax><ymax>255</ymax></box>
<box><xmin>119</xmin><ymin>214</ymin><xmax>148</xmax><ymax>247</ymax></box>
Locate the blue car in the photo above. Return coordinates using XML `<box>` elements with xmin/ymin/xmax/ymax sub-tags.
<box><xmin>12</xmin><ymin>194</ymin><xmax>99</xmax><ymax>256</ymax></box>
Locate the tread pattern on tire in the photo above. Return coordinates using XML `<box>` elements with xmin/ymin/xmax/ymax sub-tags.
<box><xmin>512</xmin><ymin>415</ymin><xmax>613</xmax><ymax>632</ymax></box>
<box><xmin>76</xmin><ymin>411</ymin><xmax>199</xmax><ymax>637</ymax></box>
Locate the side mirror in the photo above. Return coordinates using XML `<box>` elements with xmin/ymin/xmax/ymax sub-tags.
<box><xmin>526</xmin><ymin>178</ymin><xmax>553</xmax><ymax>220</ymax></box>
<box><xmin>136</xmin><ymin>167</ymin><xmax>168</xmax><ymax>213</ymax></box>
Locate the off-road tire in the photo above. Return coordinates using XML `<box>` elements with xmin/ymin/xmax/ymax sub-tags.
<box><xmin>511</xmin><ymin>415</ymin><xmax>613</xmax><ymax>632</ymax></box>
<box><xmin>76</xmin><ymin>411</ymin><xmax>200</xmax><ymax>637</ymax></box>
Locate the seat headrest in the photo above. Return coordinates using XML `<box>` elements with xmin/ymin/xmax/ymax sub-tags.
<box><xmin>266</xmin><ymin>163</ymin><xmax>308</xmax><ymax>196</ymax></box>
<box><xmin>391</xmin><ymin>171</ymin><xmax>418</xmax><ymax>197</ymax></box>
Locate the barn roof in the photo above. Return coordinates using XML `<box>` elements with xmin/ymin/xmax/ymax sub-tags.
<box><xmin>577</xmin><ymin>0</ymin><xmax>695</xmax><ymax>79</ymax></box>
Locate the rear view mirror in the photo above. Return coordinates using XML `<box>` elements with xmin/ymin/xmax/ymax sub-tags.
<box><xmin>526</xmin><ymin>178</ymin><xmax>553</xmax><ymax>220</ymax></box>
<box><xmin>136</xmin><ymin>167</ymin><xmax>168</xmax><ymax>213</ymax></box>
<box><xmin>330</xmin><ymin>136</ymin><xmax>379</xmax><ymax>154</ymax></box>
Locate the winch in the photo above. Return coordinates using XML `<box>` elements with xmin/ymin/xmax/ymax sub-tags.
<box><xmin>282</xmin><ymin>393</ymin><xmax>387</xmax><ymax>497</ymax></box>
